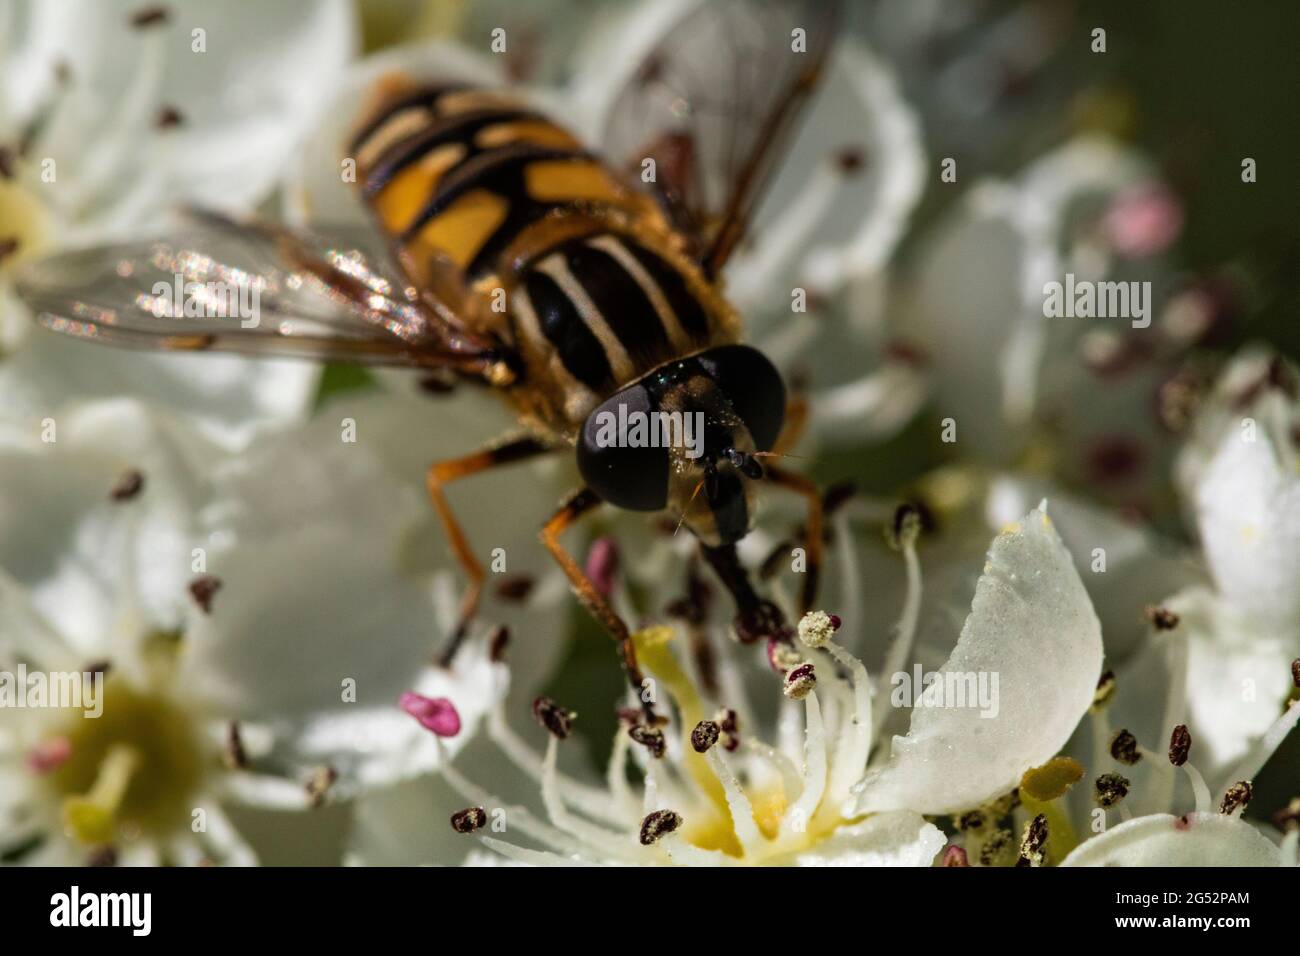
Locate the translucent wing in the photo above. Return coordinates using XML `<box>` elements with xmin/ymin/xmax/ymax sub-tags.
<box><xmin>15</xmin><ymin>212</ymin><xmax>516</xmax><ymax>381</ymax></box>
<box><xmin>602</xmin><ymin>0</ymin><xmax>841</xmax><ymax>277</ymax></box>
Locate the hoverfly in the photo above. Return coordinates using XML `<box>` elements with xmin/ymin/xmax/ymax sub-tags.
<box><xmin>17</xmin><ymin>0</ymin><xmax>841</xmax><ymax>716</ymax></box>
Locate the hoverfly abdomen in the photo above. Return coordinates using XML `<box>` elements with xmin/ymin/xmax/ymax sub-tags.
<box><xmin>351</xmin><ymin>80</ymin><xmax>741</xmax><ymax>434</ymax></box>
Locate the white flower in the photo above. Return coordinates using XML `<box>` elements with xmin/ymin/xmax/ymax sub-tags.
<box><xmin>0</xmin><ymin>394</ymin><xmax>560</xmax><ymax>864</ymax></box>
<box><xmin>348</xmin><ymin>503</ymin><xmax>1107</xmax><ymax>866</ymax></box>
<box><xmin>0</xmin><ymin>0</ymin><xmax>357</xmax><ymax>447</ymax></box>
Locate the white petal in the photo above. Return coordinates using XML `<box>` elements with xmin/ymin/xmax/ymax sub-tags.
<box><xmin>1061</xmin><ymin>812</ymin><xmax>1280</xmax><ymax>867</ymax></box>
<box><xmin>1194</xmin><ymin>425</ymin><xmax>1300</xmax><ymax>632</ymax></box>
<box><xmin>853</xmin><ymin>503</ymin><xmax>1103</xmax><ymax>815</ymax></box>
<box><xmin>0</xmin><ymin>325</ymin><xmax>319</xmax><ymax>452</ymax></box>
<box><xmin>775</xmin><ymin>811</ymin><xmax>945</xmax><ymax>867</ymax></box>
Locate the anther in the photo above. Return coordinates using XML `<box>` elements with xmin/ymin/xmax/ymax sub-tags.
<box><xmin>767</xmin><ymin>636</ymin><xmax>802</xmax><ymax>674</ymax></box>
<box><xmin>495</xmin><ymin>575</ymin><xmax>534</xmax><ymax>602</ymax></box>
<box><xmin>1219</xmin><ymin>781</ymin><xmax>1252</xmax><ymax>816</ymax></box>
<box><xmin>155</xmin><ymin>106</ymin><xmax>185</xmax><ymax>130</ymax></box>
<box><xmin>488</xmin><ymin>625</ymin><xmax>510</xmax><ymax>663</ymax></box>
<box><xmin>585</xmin><ymin>537</ymin><xmax>619</xmax><ymax>598</ymax></box>
<box><xmin>1291</xmin><ymin>658</ymin><xmax>1299</xmax><ymax>688</ymax></box>
<box><xmin>1016</xmin><ymin>814</ymin><xmax>1049</xmax><ymax>867</ymax></box>
<box><xmin>110</xmin><ymin>469</ymin><xmax>145</xmax><ymax>502</ymax></box>
<box><xmin>1091</xmin><ymin>669</ymin><xmax>1117</xmax><ymax>711</ymax></box>
<box><xmin>532</xmin><ymin>696</ymin><xmax>575</xmax><ymax>740</ymax></box>
<box><xmin>189</xmin><ymin>574</ymin><xmax>222</xmax><ymax>614</ymax></box>
<box><xmin>885</xmin><ymin>503</ymin><xmax>922</xmax><ymax>550</ymax></box>
<box><xmin>129</xmin><ymin>6</ymin><xmax>171</xmax><ymax>29</ymax></box>
<box><xmin>796</xmin><ymin>609</ymin><xmax>840</xmax><ymax>649</ymax></box>
<box><xmin>0</xmin><ymin>237</ymin><xmax>18</xmax><ymax>264</ymax></box>
<box><xmin>639</xmin><ymin>809</ymin><xmax>682</xmax><ymax>846</ymax></box>
<box><xmin>942</xmin><ymin>844</ymin><xmax>970</xmax><ymax>867</ymax></box>
<box><xmin>400</xmin><ymin>693</ymin><xmax>462</xmax><ymax>737</ymax></box>
<box><xmin>1110</xmin><ymin>729</ymin><xmax>1142</xmax><ymax>765</ymax></box>
<box><xmin>0</xmin><ymin>145</ymin><xmax>15</xmax><ymax>179</ymax></box>
<box><xmin>783</xmin><ymin>662</ymin><xmax>816</xmax><ymax>700</ymax></box>
<box><xmin>691</xmin><ymin>720</ymin><xmax>720</xmax><ymax>754</ymax></box>
<box><xmin>628</xmin><ymin>724</ymin><xmax>666</xmax><ymax>759</ymax></box>
<box><xmin>836</xmin><ymin>146</ymin><xmax>866</xmax><ymax>175</ymax></box>
<box><xmin>1095</xmin><ymin>773</ymin><xmax>1130</xmax><ymax>808</ymax></box>
<box><xmin>956</xmin><ymin>810</ymin><xmax>985</xmax><ymax>832</ymax></box>
<box><xmin>1145</xmin><ymin>605</ymin><xmax>1180</xmax><ymax>631</ymax></box>
<box><xmin>1168</xmin><ymin>724</ymin><xmax>1191</xmax><ymax>766</ymax></box>
<box><xmin>305</xmin><ymin>765</ymin><xmax>337</xmax><ymax>808</ymax></box>
<box><xmin>450</xmin><ymin>807</ymin><xmax>487</xmax><ymax>834</ymax></box>
<box><xmin>224</xmin><ymin>722</ymin><xmax>247</xmax><ymax>770</ymax></box>
<box><xmin>715</xmin><ymin>708</ymin><xmax>740</xmax><ymax>751</ymax></box>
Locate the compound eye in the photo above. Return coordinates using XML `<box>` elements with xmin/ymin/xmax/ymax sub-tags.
<box><xmin>576</xmin><ymin>385</ymin><xmax>669</xmax><ymax>511</ymax></box>
<box><xmin>696</xmin><ymin>345</ymin><xmax>786</xmax><ymax>451</ymax></box>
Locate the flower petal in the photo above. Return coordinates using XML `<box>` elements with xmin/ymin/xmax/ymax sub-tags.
<box><xmin>774</xmin><ymin>811</ymin><xmax>945</xmax><ymax>867</ymax></box>
<box><xmin>1061</xmin><ymin>812</ymin><xmax>1280</xmax><ymax>867</ymax></box>
<box><xmin>852</xmin><ymin>503</ymin><xmax>1103</xmax><ymax>815</ymax></box>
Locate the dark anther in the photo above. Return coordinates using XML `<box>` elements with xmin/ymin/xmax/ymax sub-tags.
<box><xmin>306</xmin><ymin>765</ymin><xmax>337</xmax><ymax>808</ymax></box>
<box><xmin>0</xmin><ymin>145</ymin><xmax>15</xmax><ymax>179</ymax></box>
<box><xmin>691</xmin><ymin>720</ymin><xmax>720</xmax><ymax>754</ymax></box>
<box><xmin>495</xmin><ymin>575</ymin><xmax>534</xmax><ymax>602</ymax></box>
<box><xmin>1220</xmin><ymin>781</ymin><xmax>1252</xmax><ymax>816</ymax></box>
<box><xmin>836</xmin><ymin>146</ymin><xmax>867</xmax><ymax>174</ymax></box>
<box><xmin>0</xmin><ymin>237</ymin><xmax>19</xmax><ymax>263</ymax></box>
<box><xmin>450</xmin><ymin>807</ymin><xmax>488</xmax><ymax>834</ymax></box>
<box><xmin>783</xmin><ymin>662</ymin><xmax>816</xmax><ymax>700</ymax></box>
<box><xmin>734</xmin><ymin>599</ymin><xmax>784</xmax><ymax>644</ymax></box>
<box><xmin>1291</xmin><ymin>658</ymin><xmax>1300</xmax><ymax>688</ymax></box>
<box><xmin>1095</xmin><ymin>773</ymin><xmax>1130</xmax><ymax>808</ymax></box>
<box><xmin>1015</xmin><ymin>813</ymin><xmax>1049</xmax><ymax>867</ymax></box>
<box><xmin>110</xmin><ymin>469</ymin><xmax>145</xmax><ymax>502</ymax></box>
<box><xmin>1145</xmin><ymin>605</ymin><xmax>1180</xmax><ymax>631</ymax></box>
<box><xmin>1110</xmin><ymin>728</ymin><xmax>1142</xmax><ymax>766</ymax></box>
<box><xmin>1168</xmin><ymin>724</ymin><xmax>1192</xmax><ymax>767</ymax></box>
<box><xmin>956</xmin><ymin>810</ymin><xmax>985</xmax><ymax>832</ymax></box>
<box><xmin>532</xmin><ymin>696</ymin><xmax>575</xmax><ymax>740</ymax></box>
<box><xmin>87</xmin><ymin>845</ymin><xmax>119</xmax><ymax>867</ymax></box>
<box><xmin>488</xmin><ymin>625</ymin><xmax>510</xmax><ymax>663</ymax></box>
<box><xmin>1091</xmin><ymin>670</ymin><xmax>1117</xmax><ymax>711</ymax></box>
<box><xmin>155</xmin><ymin>106</ymin><xmax>185</xmax><ymax>129</ymax></box>
<box><xmin>628</xmin><ymin>724</ymin><xmax>666</xmax><ymax>759</ymax></box>
<box><xmin>130</xmin><ymin>6</ymin><xmax>170</xmax><ymax>28</ymax></box>
<box><xmin>189</xmin><ymin>575</ymin><xmax>222</xmax><ymax>615</ymax></box>
<box><xmin>886</xmin><ymin>503</ymin><xmax>922</xmax><ymax>550</ymax></box>
<box><xmin>224</xmin><ymin>722</ymin><xmax>247</xmax><ymax>770</ymax></box>
<box><xmin>639</xmin><ymin>809</ymin><xmax>682</xmax><ymax>846</ymax></box>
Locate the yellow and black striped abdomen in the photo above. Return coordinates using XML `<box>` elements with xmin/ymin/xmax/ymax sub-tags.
<box><xmin>351</xmin><ymin>84</ymin><xmax>646</xmax><ymax>282</ymax></box>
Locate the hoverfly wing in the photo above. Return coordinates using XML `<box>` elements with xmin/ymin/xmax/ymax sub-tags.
<box><xmin>603</xmin><ymin>0</ymin><xmax>841</xmax><ymax>277</ymax></box>
<box><xmin>15</xmin><ymin>213</ymin><xmax>506</xmax><ymax>374</ymax></box>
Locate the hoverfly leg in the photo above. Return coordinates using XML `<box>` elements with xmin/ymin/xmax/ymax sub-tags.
<box><xmin>540</xmin><ymin>488</ymin><xmax>659</xmax><ymax>724</ymax></box>
<box><xmin>760</xmin><ymin>464</ymin><xmax>824</xmax><ymax>614</ymax></box>
<box><xmin>700</xmin><ymin>542</ymin><xmax>786</xmax><ymax>645</ymax></box>
<box><xmin>426</xmin><ymin>435</ymin><xmax>555</xmax><ymax>665</ymax></box>
<box><xmin>772</xmin><ymin>377</ymin><xmax>810</xmax><ymax>456</ymax></box>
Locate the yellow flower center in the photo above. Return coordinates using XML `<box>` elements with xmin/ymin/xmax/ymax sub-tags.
<box><xmin>0</xmin><ymin>174</ymin><xmax>50</xmax><ymax>276</ymax></box>
<box><xmin>43</xmin><ymin>676</ymin><xmax>205</xmax><ymax>845</ymax></box>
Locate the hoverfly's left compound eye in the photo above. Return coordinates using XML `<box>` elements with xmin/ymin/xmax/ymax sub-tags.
<box><xmin>577</xmin><ymin>385</ymin><xmax>669</xmax><ymax>511</ymax></box>
<box><xmin>696</xmin><ymin>345</ymin><xmax>786</xmax><ymax>451</ymax></box>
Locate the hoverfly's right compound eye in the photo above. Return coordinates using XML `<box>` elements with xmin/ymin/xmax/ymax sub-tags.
<box><xmin>576</xmin><ymin>385</ymin><xmax>670</xmax><ymax>511</ymax></box>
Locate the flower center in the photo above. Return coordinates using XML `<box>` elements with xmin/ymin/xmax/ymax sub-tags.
<box><xmin>0</xmin><ymin>173</ymin><xmax>50</xmax><ymax>277</ymax></box>
<box><xmin>42</xmin><ymin>675</ymin><xmax>205</xmax><ymax>845</ymax></box>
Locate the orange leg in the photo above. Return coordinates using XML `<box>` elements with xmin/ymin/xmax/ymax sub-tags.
<box><xmin>763</xmin><ymin>464</ymin><xmax>824</xmax><ymax>614</ymax></box>
<box><xmin>773</xmin><ymin>389</ymin><xmax>810</xmax><ymax>457</ymax></box>
<box><xmin>426</xmin><ymin>435</ymin><xmax>553</xmax><ymax>664</ymax></box>
<box><xmin>540</xmin><ymin>488</ymin><xmax>657</xmax><ymax>721</ymax></box>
